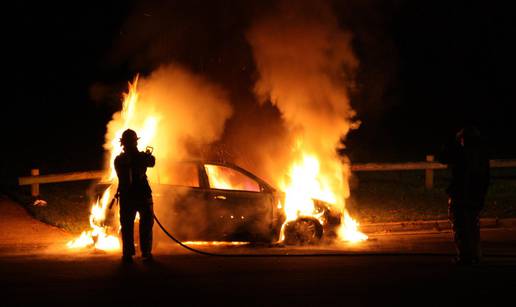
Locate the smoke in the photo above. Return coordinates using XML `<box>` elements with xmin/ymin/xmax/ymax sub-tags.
<box><xmin>141</xmin><ymin>64</ymin><xmax>232</xmax><ymax>155</ymax></box>
<box><xmin>105</xmin><ymin>63</ymin><xmax>232</xmax><ymax>166</ymax></box>
<box><xmin>246</xmin><ymin>0</ymin><xmax>359</xmax><ymax>203</ymax></box>
<box><xmin>103</xmin><ymin>63</ymin><xmax>233</xmax><ymax>243</ymax></box>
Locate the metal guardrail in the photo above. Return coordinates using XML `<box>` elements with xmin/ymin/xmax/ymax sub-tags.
<box><xmin>18</xmin><ymin>157</ymin><xmax>516</xmax><ymax>196</ymax></box>
<box><xmin>18</xmin><ymin>170</ymin><xmax>106</xmax><ymax>186</ymax></box>
<box><xmin>349</xmin><ymin>159</ymin><xmax>516</xmax><ymax>171</ymax></box>
<box><xmin>19</xmin><ymin>170</ymin><xmax>106</xmax><ymax>196</ymax></box>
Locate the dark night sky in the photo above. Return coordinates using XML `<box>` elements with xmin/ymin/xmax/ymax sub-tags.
<box><xmin>4</xmin><ymin>0</ymin><xmax>516</xmax><ymax>181</ymax></box>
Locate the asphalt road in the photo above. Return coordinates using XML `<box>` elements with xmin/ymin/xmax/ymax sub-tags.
<box><xmin>1</xmin><ymin>197</ymin><xmax>515</xmax><ymax>306</ymax></box>
<box><xmin>2</xmin><ymin>229</ymin><xmax>516</xmax><ymax>307</ymax></box>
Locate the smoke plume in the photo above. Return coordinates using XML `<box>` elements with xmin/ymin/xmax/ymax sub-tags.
<box><xmin>104</xmin><ymin>63</ymin><xmax>233</xmax><ymax>176</ymax></box>
<box><xmin>141</xmin><ymin>64</ymin><xmax>232</xmax><ymax>155</ymax></box>
<box><xmin>246</xmin><ymin>0</ymin><xmax>359</xmax><ymax>205</ymax></box>
<box><xmin>103</xmin><ymin>64</ymin><xmax>233</xmax><ymax>242</ymax></box>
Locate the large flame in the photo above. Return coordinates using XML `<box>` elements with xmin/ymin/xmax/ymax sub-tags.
<box><xmin>67</xmin><ymin>186</ymin><xmax>120</xmax><ymax>250</ymax></box>
<box><xmin>68</xmin><ymin>76</ymin><xmax>158</xmax><ymax>251</ymax></box>
<box><xmin>246</xmin><ymin>0</ymin><xmax>367</xmax><ymax>244</ymax></box>
<box><xmin>279</xmin><ymin>148</ymin><xmax>367</xmax><ymax>243</ymax></box>
<box><xmin>68</xmin><ymin>64</ymin><xmax>233</xmax><ymax>251</ymax></box>
<box><xmin>107</xmin><ymin>76</ymin><xmax>159</xmax><ymax>180</ymax></box>
<box><xmin>281</xmin><ymin>153</ymin><xmax>336</xmax><ymax>223</ymax></box>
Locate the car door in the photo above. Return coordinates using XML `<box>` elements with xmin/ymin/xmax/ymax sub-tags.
<box><xmin>202</xmin><ymin>163</ymin><xmax>275</xmax><ymax>242</ymax></box>
<box><xmin>153</xmin><ymin>162</ymin><xmax>213</xmax><ymax>241</ymax></box>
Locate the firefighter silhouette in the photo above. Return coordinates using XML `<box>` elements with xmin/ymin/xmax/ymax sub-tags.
<box><xmin>114</xmin><ymin>129</ymin><xmax>156</xmax><ymax>263</ymax></box>
<box><xmin>438</xmin><ymin>126</ymin><xmax>490</xmax><ymax>265</ymax></box>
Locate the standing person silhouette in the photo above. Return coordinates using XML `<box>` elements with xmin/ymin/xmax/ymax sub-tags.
<box><xmin>114</xmin><ymin>129</ymin><xmax>156</xmax><ymax>263</ymax></box>
<box><xmin>438</xmin><ymin>126</ymin><xmax>490</xmax><ymax>265</ymax></box>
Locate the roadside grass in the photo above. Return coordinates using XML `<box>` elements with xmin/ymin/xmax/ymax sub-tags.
<box><xmin>14</xmin><ymin>181</ymin><xmax>96</xmax><ymax>234</ymax></box>
<box><xmin>8</xmin><ymin>168</ymin><xmax>516</xmax><ymax>233</ymax></box>
<box><xmin>347</xmin><ymin>169</ymin><xmax>516</xmax><ymax>224</ymax></box>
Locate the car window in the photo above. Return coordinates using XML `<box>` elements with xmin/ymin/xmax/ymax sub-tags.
<box><xmin>205</xmin><ymin>164</ymin><xmax>261</xmax><ymax>192</ymax></box>
<box><xmin>161</xmin><ymin>163</ymin><xmax>200</xmax><ymax>187</ymax></box>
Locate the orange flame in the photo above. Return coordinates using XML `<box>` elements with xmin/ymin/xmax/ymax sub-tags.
<box><xmin>68</xmin><ymin>76</ymin><xmax>158</xmax><ymax>251</ymax></box>
<box><xmin>279</xmin><ymin>149</ymin><xmax>367</xmax><ymax>243</ymax></box>
<box><xmin>66</xmin><ymin>186</ymin><xmax>120</xmax><ymax>250</ymax></box>
<box><xmin>339</xmin><ymin>211</ymin><xmax>368</xmax><ymax>242</ymax></box>
<box><xmin>205</xmin><ymin>165</ymin><xmax>238</xmax><ymax>190</ymax></box>
<box><xmin>68</xmin><ymin>72</ymin><xmax>366</xmax><ymax>251</ymax></box>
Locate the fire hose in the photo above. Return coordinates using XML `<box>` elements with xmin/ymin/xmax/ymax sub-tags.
<box><xmin>153</xmin><ymin>213</ymin><xmax>486</xmax><ymax>258</ymax></box>
<box><xmin>153</xmin><ymin>213</ymin><xmax>234</xmax><ymax>257</ymax></box>
<box><xmin>155</xmin><ymin>213</ymin><xmax>400</xmax><ymax>257</ymax></box>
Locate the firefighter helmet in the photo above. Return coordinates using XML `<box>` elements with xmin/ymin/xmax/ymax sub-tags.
<box><xmin>120</xmin><ymin>129</ymin><xmax>139</xmax><ymax>145</ymax></box>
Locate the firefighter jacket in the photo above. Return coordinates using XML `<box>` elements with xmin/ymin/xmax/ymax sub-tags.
<box><xmin>438</xmin><ymin>137</ymin><xmax>490</xmax><ymax>207</ymax></box>
<box><xmin>114</xmin><ymin>149</ymin><xmax>156</xmax><ymax>200</ymax></box>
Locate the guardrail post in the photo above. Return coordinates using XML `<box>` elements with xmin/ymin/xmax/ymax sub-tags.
<box><xmin>31</xmin><ymin>168</ymin><xmax>40</xmax><ymax>196</ymax></box>
<box><xmin>425</xmin><ymin>155</ymin><xmax>434</xmax><ymax>189</ymax></box>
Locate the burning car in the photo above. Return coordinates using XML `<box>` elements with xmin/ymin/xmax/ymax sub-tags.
<box><xmin>95</xmin><ymin>160</ymin><xmax>342</xmax><ymax>245</ymax></box>
<box><xmin>68</xmin><ymin>73</ymin><xmax>368</xmax><ymax>252</ymax></box>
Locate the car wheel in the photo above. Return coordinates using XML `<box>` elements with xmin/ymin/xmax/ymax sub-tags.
<box><xmin>283</xmin><ymin>217</ymin><xmax>323</xmax><ymax>245</ymax></box>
